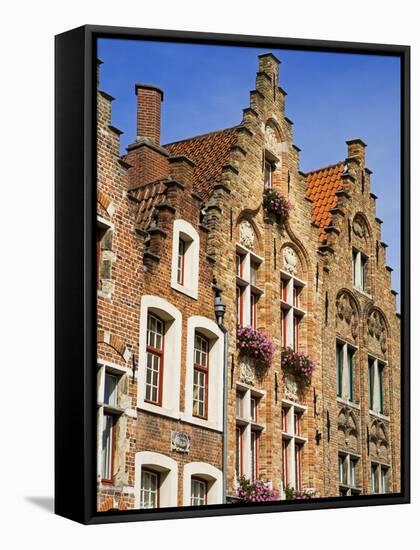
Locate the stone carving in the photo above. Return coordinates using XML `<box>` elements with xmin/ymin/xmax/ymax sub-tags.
<box><xmin>171</xmin><ymin>431</ymin><xmax>191</xmax><ymax>453</ymax></box>
<box><xmin>239</xmin><ymin>220</ymin><xmax>255</xmax><ymax>250</ymax></box>
<box><xmin>336</xmin><ymin>291</ymin><xmax>359</xmax><ymax>340</ymax></box>
<box><xmin>283</xmin><ymin>247</ymin><xmax>298</xmax><ymax>276</ymax></box>
<box><xmin>337</xmin><ymin>406</ymin><xmax>359</xmax><ymax>450</ymax></box>
<box><xmin>367</xmin><ymin>310</ymin><xmax>387</xmax><ymax>354</ymax></box>
<box><xmin>284</xmin><ymin>372</ymin><xmax>299</xmax><ymax>402</ymax></box>
<box><xmin>265</xmin><ymin>123</ymin><xmax>280</xmax><ymax>154</ymax></box>
<box><xmin>369</xmin><ymin>419</ymin><xmax>389</xmax><ymax>460</ymax></box>
<box><xmin>352</xmin><ymin>218</ymin><xmax>365</xmax><ymax>238</ymax></box>
<box><xmin>238</xmin><ymin>357</ymin><xmax>256</xmax><ymax>386</ymax></box>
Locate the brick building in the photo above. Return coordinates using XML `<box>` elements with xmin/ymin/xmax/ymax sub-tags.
<box><xmin>96</xmin><ymin>53</ymin><xmax>400</xmax><ymax>511</ymax></box>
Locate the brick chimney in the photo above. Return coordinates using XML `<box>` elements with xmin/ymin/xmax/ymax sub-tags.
<box><xmin>135</xmin><ymin>84</ymin><xmax>164</xmax><ymax>145</ymax></box>
<box><xmin>346</xmin><ymin>138</ymin><xmax>367</xmax><ymax>166</ymax></box>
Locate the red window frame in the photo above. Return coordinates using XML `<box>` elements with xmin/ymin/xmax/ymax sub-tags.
<box><xmin>281</xmin><ymin>407</ymin><xmax>288</xmax><ymax>432</ymax></box>
<box><xmin>251</xmin><ymin>431</ymin><xmax>259</xmax><ymax>482</ymax></box>
<box><xmin>294</xmin><ymin>411</ymin><xmax>301</xmax><ymax>436</ymax></box>
<box><xmin>177</xmin><ymin>238</ymin><xmax>186</xmax><ymax>285</ymax></box>
<box><xmin>235</xmin><ymin>426</ymin><xmax>243</xmax><ymax>478</ymax></box>
<box><xmin>250</xmin><ymin>261</ymin><xmax>258</xmax><ymax>286</ymax></box>
<box><xmin>250</xmin><ymin>396</ymin><xmax>258</xmax><ymax>422</ymax></box>
<box><xmin>293</xmin><ymin>285</ymin><xmax>301</xmax><ymax>308</ymax></box>
<box><xmin>193</xmin><ymin>333</ymin><xmax>209</xmax><ymax>420</ymax></box>
<box><xmin>236</xmin><ymin>286</ymin><xmax>243</xmax><ymax>326</ymax></box>
<box><xmin>282</xmin><ymin>439</ymin><xmax>289</xmax><ymax>487</ymax></box>
<box><xmin>101</xmin><ymin>413</ymin><xmax>116</xmax><ymax>484</ymax></box>
<box><xmin>293</xmin><ymin>314</ymin><xmax>299</xmax><ymax>351</ymax></box>
<box><xmin>236</xmin><ymin>253</ymin><xmax>244</xmax><ymax>278</ymax></box>
<box><xmin>264</xmin><ymin>159</ymin><xmax>273</xmax><ymax>189</ymax></box>
<box><xmin>140</xmin><ymin>468</ymin><xmax>160</xmax><ymax>508</ymax></box>
<box><xmin>281</xmin><ymin>278</ymin><xmax>288</xmax><ymax>302</ymax></box>
<box><xmin>191</xmin><ymin>476</ymin><xmax>208</xmax><ymax>506</ymax></box>
<box><xmin>250</xmin><ymin>293</ymin><xmax>257</xmax><ymax>329</ymax></box>
<box><xmin>281</xmin><ymin>310</ymin><xmax>287</xmax><ymax>349</ymax></box>
<box><xmin>295</xmin><ymin>444</ymin><xmax>302</xmax><ymax>490</ymax></box>
<box><xmin>145</xmin><ymin>313</ymin><xmax>165</xmax><ymax>406</ymax></box>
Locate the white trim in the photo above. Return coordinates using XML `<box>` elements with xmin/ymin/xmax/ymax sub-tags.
<box><xmin>182</xmin><ymin>316</ymin><xmax>224</xmax><ymax>432</ymax></box>
<box><xmin>135</xmin><ymin>451</ymin><xmax>178</xmax><ymax>508</ymax></box>
<box><xmin>183</xmin><ymin>462</ymin><xmax>223</xmax><ymax>506</ymax></box>
<box><xmin>170</xmin><ymin>219</ymin><xmax>200</xmax><ymax>299</ymax></box>
<box><xmin>138</xmin><ymin>295</ymin><xmax>182</xmax><ymax>419</ymax></box>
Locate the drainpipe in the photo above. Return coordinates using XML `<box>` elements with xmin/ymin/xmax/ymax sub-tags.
<box><xmin>214</xmin><ymin>295</ymin><xmax>228</xmax><ymax>504</ymax></box>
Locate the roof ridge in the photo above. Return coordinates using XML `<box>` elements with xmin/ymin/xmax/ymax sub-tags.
<box><xmin>164</xmin><ymin>126</ymin><xmax>239</xmax><ymax>148</ymax></box>
<box><xmin>305</xmin><ymin>160</ymin><xmax>344</xmax><ymax>176</ymax></box>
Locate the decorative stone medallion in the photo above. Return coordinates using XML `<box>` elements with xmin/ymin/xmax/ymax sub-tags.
<box><xmin>238</xmin><ymin>356</ymin><xmax>256</xmax><ymax>386</ymax></box>
<box><xmin>239</xmin><ymin>220</ymin><xmax>255</xmax><ymax>250</ymax></box>
<box><xmin>171</xmin><ymin>431</ymin><xmax>191</xmax><ymax>453</ymax></box>
<box><xmin>283</xmin><ymin>247</ymin><xmax>298</xmax><ymax>276</ymax></box>
<box><xmin>352</xmin><ymin>218</ymin><xmax>365</xmax><ymax>238</ymax></box>
<box><xmin>265</xmin><ymin>123</ymin><xmax>280</xmax><ymax>155</ymax></box>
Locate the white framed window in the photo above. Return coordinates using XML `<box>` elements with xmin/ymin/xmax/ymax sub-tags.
<box><xmin>97</xmin><ymin>361</ymin><xmax>128</xmax><ymax>484</ymax></box>
<box><xmin>135</xmin><ymin>451</ymin><xmax>178</xmax><ymax>508</ymax></box>
<box><xmin>235</xmin><ymin>385</ymin><xmax>264</xmax><ymax>482</ymax></box>
<box><xmin>183</xmin><ymin>462</ymin><xmax>223</xmax><ymax>506</ymax></box>
<box><xmin>235</xmin><ymin>244</ymin><xmax>263</xmax><ymax>329</ymax></box>
<box><xmin>281</xmin><ymin>401</ymin><xmax>307</xmax><ymax>492</ymax></box>
<box><xmin>371</xmin><ymin>462</ymin><xmax>389</xmax><ymax>494</ymax></box>
<box><xmin>96</xmin><ymin>216</ymin><xmax>115</xmax><ymax>297</ymax></box>
<box><xmin>171</xmin><ymin>219</ymin><xmax>200</xmax><ymax>299</ymax></box>
<box><xmin>138</xmin><ymin>296</ymin><xmax>182</xmax><ymax>419</ymax></box>
<box><xmin>190</xmin><ymin>478</ymin><xmax>207</xmax><ymax>506</ymax></box>
<box><xmin>368</xmin><ymin>356</ymin><xmax>386</xmax><ymax>415</ymax></box>
<box><xmin>183</xmin><ymin>316</ymin><xmax>223</xmax><ymax>431</ymax></box>
<box><xmin>352</xmin><ymin>248</ymin><xmax>368</xmax><ymax>291</ymax></box>
<box><xmin>140</xmin><ymin>469</ymin><xmax>159</xmax><ymax>508</ymax></box>
<box><xmin>338</xmin><ymin>453</ymin><xmax>361</xmax><ymax>496</ymax></box>
<box><xmin>336</xmin><ymin>340</ymin><xmax>356</xmax><ymax>402</ymax></box>
<box><xmin>280</xmin><ymin>271</ymin><xmax>305</xmax><ymax>352</ymax></box>
<box><xmin>264</xmin><ymin>159</ymin><xmax>274</xmax><ymax>189</ymax></box>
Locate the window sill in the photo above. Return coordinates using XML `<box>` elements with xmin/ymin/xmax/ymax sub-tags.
<box><xmin>236</xmin><ymin>275</ymin><xmax>248</xmax><ymax>288</ymax></box>
<box><xmin>369</xmin><ymin>410</ymin><xmax>390</xmax><ymax>421</ymax></box>
<box><xmin>137</xmin><ymin>402</ymin><xmax>181</xmax><ymax>421</ymax></box>
<box><xmin>180</xmin><ymin>413</ymin><xmax>223</xmax><ymax>432</ymax></box>
<box><xmin>337</xmin><ymin>397</ymin><xmax>360</xmax><ymax>410</ymax></box>
<box><xmin>97</xmin><ymin>289</ymin><xmax>112</xmax><ymax>300</ymax></box>
<box><xmin>352</xmin><ymin>286</ymin><xmax>372</xmax><ymax>300</ymax></box>
<box><xmin>170</xmin><ymin>281</ymin><xmax>198</xmax><ymax>300</ymax></box>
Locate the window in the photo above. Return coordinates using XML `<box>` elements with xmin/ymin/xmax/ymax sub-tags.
<box><xmin>339</xmin><ymin>453</ymin><xmax>360</xmax><ymax>496</ymax></box>
<box><xmin>235</xmin><ymin>245</ymin><xmax>263</xmax><ymax>328</ymax></box>
<box><xmin>171</xmin><ymin>219</ymin><xmax>200</xmax><ymax>299</ymax></box>
<box><xmin>193</xmin><ymin>333</ymin><xmax>209</xmax><ymax>419</ymax></box>
<box><xmin>97</xmin><ymin>362</ymin><xmax>125</xmax><ymax>484</ymax></box>
<box><xmin>191</xmin><ymin>477</ymin><xmax>207</xmax><ymax>506</ymax></box>
<box><xmin>250</xmin><ymin>431</ymin><xmax>259</xmax><ymax>481</ymax></box>
<box><xmin>177</xmin><ymin>238</ymin><xmax>186</xmax><ymax>285</ymax></box>
<box><xmin>336</xmin><ymin>341</ymin><xmax>356</xmax><ymax>402</ymax></box>
<box><xmin>146</xmin><ymin>313</ymin><xmax>164</xmax><ymax>405</ymax></box>
<box><xmin>140</xmin><ymin>469</ymin><xmax>159</xmax><ymax>509</ymax></box>
<box><xmin>235</xmin><ymin>427</ymin><xmax>243</xmax><ymax>478</ymax></box>
<box><xmin>352</xmin><ymin>248</ymin><xmax>367</xmax><ymax>291</ymax></box>
<box><xmin>96</xmin><ymin>219</ymin><xmax>113</xmax><ymax>293</ymax></box>
<box><xmin>235</xmin><ymin>386</ymin><xmax>264</xmax><ymax>481</ymax></box>
<box><xmin>368</xmin><ymin>356</ymin><xmax>386</xmax><ymax>414</ymax></box>
<box><xmin>371</xmin><ymin>463</ymin><xmax>388</xmax><ymax>494</ymax></box>
<box><xmin>264</xmin><ymin>159</ymin><xmax>273</xmax><ymax>189</ymax></box>
<box><xmin>101</xmin><ymin>414</ymin><xmax>115</xmax><ymax>482</ymax></box>
<box><xmin>280</xmin><ymin>273</ymin><xmax>305</xmax><ymax>353</ymax></box>
<box><xmin>281</xmin><ymin>402</ymin><xmax>306</xmax><ymax>492</ymax></box>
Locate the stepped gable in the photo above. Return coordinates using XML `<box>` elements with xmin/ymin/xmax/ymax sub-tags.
<box><xmin>165</xmin><ymin>127</ymin><xmax>238</xmax><ymax>199</ymax></box>
<box><xmin>306</xmin><ymin>161</ymin><xmax>345</xmax><ymax>243</ymax></box>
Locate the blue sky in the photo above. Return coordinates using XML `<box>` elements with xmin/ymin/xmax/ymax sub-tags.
<box><xmin>98</xmin><ymin>39</ymin><xmax>401</xmax><ymax>305</ymax></box>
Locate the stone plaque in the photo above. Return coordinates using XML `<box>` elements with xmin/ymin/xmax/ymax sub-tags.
<box><xmin>171</xmin><ymin>431</ymin><xmax>191</xmax><ymax>453</ymax></box>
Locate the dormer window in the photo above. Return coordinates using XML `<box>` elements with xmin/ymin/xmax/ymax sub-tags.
<box><xmin>177</xmin><ymin>238</ymin><xmax>186</xmax><ymax>285</ymax></box>
<box><xmin>264</xmin><ymin>160</ymin><xmax>274</xmax><ymax>189</ymax></box>
<box><xmin>352</xmin><ymin>248</ymin><xmax>367</xmax><ymax>291</ymax></box>
<box><xmin>171</xmin><ymin>220</ymin><xmax>200</xmax><ymax>299</ymax></box>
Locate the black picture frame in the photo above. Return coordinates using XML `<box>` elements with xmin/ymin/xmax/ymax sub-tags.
<box><xmin>55</xmin><ymin>24</ymin><xmax>410</xmax><ymax>525</ymax></box>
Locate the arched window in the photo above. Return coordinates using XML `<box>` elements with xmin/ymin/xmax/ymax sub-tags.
<box><xmin>182</xmin><ymin>316</ymin><xmax>224</xmax><ymax>431</ymax></box>
<box><xmin>138</xmin><ymin>295</ymin><xmax>182</xmax><ymax>419</ymax></box>
<box><xmin>171</xmin><ymin>219</ymin><xmax>200</xmax><ymax>299</ymax></box>
<box><xmin>183</xmin><ymin>462</ymin><xmax>223</xmax><ymax>506</ymax></box>
<box><xmin>135</xmin><ymin>451</ymin><xmax>178</xmax><ymax>508</ymax></box>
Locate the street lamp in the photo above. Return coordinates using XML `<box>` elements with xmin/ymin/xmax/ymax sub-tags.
<box><xmin>214</xmin><ymin>295</ymin><xmax>226</xmax><ymax>326</ymax></box>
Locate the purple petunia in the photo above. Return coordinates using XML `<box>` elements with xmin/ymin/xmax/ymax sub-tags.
<box><xmin>263</xmin><ymin>189</ymin><xmax>292</xmax><ymax>222</ymax></box>
<box><xmin>281</xmin><ymin>347</ymin><xmax>316</xmax><ymax>386</ymax></box>
<box><xmin>237</xmin><ymin>326</ymin><xmax>275</xmax><ymax>368</ymax></box>
<box><xmin>237</xmin><ymin>477</ymin><xmax>279</xmax><ymax>503</ymax></box>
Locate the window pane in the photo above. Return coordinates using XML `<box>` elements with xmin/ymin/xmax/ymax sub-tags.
<box><xmin>104</xmin><ymin>373</ymin><xmax>118</xmax><ymax>406</ymax></box>
<box><xmin>378</xmin><ymin>364</ymin><xmax>384</xmax><ymax>413</ymax></box>
<box><xmin>264</xmin><ymin>160</ymin><xmax>272</xmax><ymax>189</ymax></box>
<box><xmin>336</xmin><ymin>343</ymin><xmax>344</xmax><ymax>397</ymax></box>
<box><xmin>141</xmin><ymin>470</ymin><xmax>158</xmax><ymax>508</ymax></box>
<box><xmin>368</xmin><ymin>359</ymin><xmax>375</xmax><ymax>410</ymax></box>
<box><xmin>101</xmin><ymin>415</ymin><xmax>113</xmax><ymax>480</ymax></box>
<box><xmin>282</xmin><ymin>440</ymin><xmax>289</xmax><ymax>486</ymax></box>
<box><xmin>235</xmin><ymin>427</ymin><xmax>242</xmax><ymax>477</ymax></box>
<box><xmin>347</xmin><ymin>348</ymin><xmax>354</xmax><ymax>402</ymax></box>
<box><xmin>251</xmin><ymin>431</ymin><xmax>258</xmax><ymax>481</ymax></box>
<box><xmin>350</xmin><ymin>459</ymin><xmax>357</xmax><ymax>487</ymax></box>
<box><xmin>191</xmin><ymin>478</ymin><xmax>206</xmax><ymax>506</ymax></box>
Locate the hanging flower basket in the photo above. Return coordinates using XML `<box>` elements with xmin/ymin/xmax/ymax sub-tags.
<box><xmin>237</xmin><ymin>326</ymin><xmax>275</xmax><ymax>369</ymax></box>
<box><xmin>263</xmin><ymin>188</ymin><xmax>292</xmax><ymax>223</ymax></box>
<box><xmin>237</xmin><ymin>477</ymin><xmax>279</xmax><ymax>503</ymax></box>
<box><xmin>284</xmin><ymin>485</ymin><xmax>318</xmax><ymax>500</ymax></box>
<box><xmin>281</xmin><ymin>347</ymin><xmax>315</xmax><ymax>387</ymax></box>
